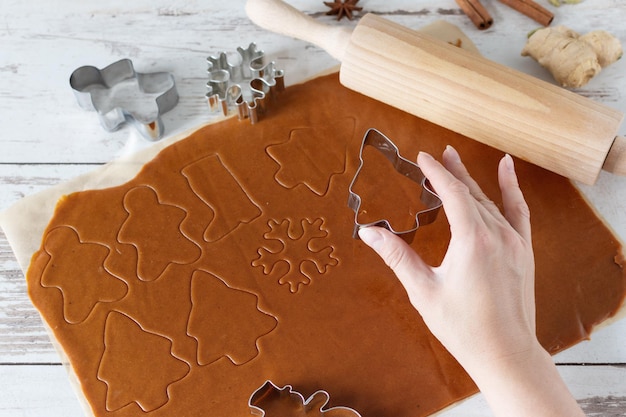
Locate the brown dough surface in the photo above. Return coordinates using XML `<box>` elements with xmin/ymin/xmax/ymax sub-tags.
<box><xmin>26</xmin><ymin>73</ymin><xmax>626</xmax><ymax>417</ymax></box>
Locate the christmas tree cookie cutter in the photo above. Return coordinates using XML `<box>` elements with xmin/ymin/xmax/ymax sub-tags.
<box><xmin>348</xmin><ymin>128</ymin><xmax>442</xmax><ymax>241</ymax></box>
<box><xmin>206</xmin><ymin>43</ymin><xmax>284</xmax><ymax>124</ymax></box>
<box><xmin>69</xmin><ymin>59</ymin><xmax>179</xmax><ymax>141</ymax></box>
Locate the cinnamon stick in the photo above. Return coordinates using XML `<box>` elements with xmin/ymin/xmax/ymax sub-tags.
<box><xmin>499</xmin><ymin>0</ymin><xmax>554</xmax><ymax>26</ymax></box>
<box><xmin>455</xmin><ymin>0</ymin><xmax>493</xmax><ymax>30</ymax></box>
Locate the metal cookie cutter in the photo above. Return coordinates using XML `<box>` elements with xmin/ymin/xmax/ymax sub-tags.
<box><xmin>69</xmin><ymin>59</ymin><xmax>178</xmax><ymax>141</ymax></box>
<box><xmin>348</xmin><ymin>128</ymin><xmax>442</xmax><ymax>241</ymax></box>
<box><xmin>249</xmin><ymin>380</ymin><xmax>362</xmax><ymax>417</ymax></box>
<box><xmin>206</xmin><ymin>43</ymin><xmax>284</xmax><ymax>123</ymax></box>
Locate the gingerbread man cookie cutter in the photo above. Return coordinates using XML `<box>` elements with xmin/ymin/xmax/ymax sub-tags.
<box><xmin>348</xmin><ymin>128</ymin><xmax>442</xmax><ymax>241</ymax></box>
<box><xmin>206</xmin><ymin>43</ymin><xmax>284</xmax><ymax>124</ymax></box>
<box><xmin>69</xmin><ymin>59</ymin><xmax>179</xmax><ymax>141</ymax></box>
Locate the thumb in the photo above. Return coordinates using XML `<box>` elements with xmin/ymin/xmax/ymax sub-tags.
<box><xmin>358</xmin><ymin>227</ymin><xmax>433</xmax><ymax>287</ymax></box>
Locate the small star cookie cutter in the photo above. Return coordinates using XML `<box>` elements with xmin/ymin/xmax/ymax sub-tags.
<box><xmin>249</xmin><ymin>380</ymin><xmax>362</xmax><ymax>417</ymax></box>
<box><xmin>206</xmin><ymin>43</ymin><xmax>284</xmax><ymax>124</ymax></box>
<box><xmin>69</xmin><ymin>59</ymin><xmax>178</xmax><ymax>141</ymax></box>
<box><xmin>348</xmin><ymin>128</ymin><xmax>443</xmax><ymax>241</ymax></box>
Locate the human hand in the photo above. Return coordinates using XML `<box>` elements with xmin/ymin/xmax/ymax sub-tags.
<box><xmin>359</xmin><ymin>145</ymin><xmax>535</xmax><ymax>368</ymax></box>
<box><xmin>359</xmin><ymin>146</ymin><xmax>584</xmax><ymax>416</ymax></box>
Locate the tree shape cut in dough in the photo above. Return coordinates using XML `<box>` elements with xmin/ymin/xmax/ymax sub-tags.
<box><xmin>187</xmin><ymin>270</ymin><xmax>277</xmax><ymax>366</ymax></box>
<box><xmin>97</xmin><ymin>311</ymin><xmax>190</xmax><ymax>412</ymax></box>
<box><xmin>182</xmin><ymin>153</ymin><xmax>262</xmax><ymax>242</ymax></box>
<box><xmin>252</xmin><ymin>218</ymin><xmax>338</xmax><ymax>293</ymax></box>
<box><xmin>266</xmin><ymin>118</ymin><xmax>354</xmax><ymax>196</ymax></box>
<box><xmin>249</xmin><ymin>381</ymin><xmax>362</xmax><ymax>417</ymax></box>
<box><xmin>118</xmin><ymin>186</ymin><xmax>201</xmax><ymax>281</ymax></box>
<box><xmin>41</xmin><ymin>226</ymin><xmax>127</xmax><ymax>324</ymax></box>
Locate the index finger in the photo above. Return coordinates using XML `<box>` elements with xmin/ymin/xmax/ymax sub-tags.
<box><xmin>417</xmin><ymin>152</ymin><xmax>484</xmax><ymax>235</ymax></box>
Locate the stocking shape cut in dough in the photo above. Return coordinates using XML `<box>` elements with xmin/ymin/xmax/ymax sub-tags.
<box><xmin>118</xmin><ymin>186</ymin><xmax>201</xmax><ymax>281</ymax></box>
<box><xmin>266</xmin><ymin>117</ymin><xmax>355</xmax><ymax>196</ymax></box>
<box><xmin>187</xmin><ymin>270</ymin><xmax>278</xmax><ymax>365</ymax></box>
<box><xmin>182</xmin><ymin>153</ymin><xmax>262</xmax><ymax>242</ymax></box>
<box><xmin>97</xmin><ymin>311</ymin><xmax>190</xmax><ymax>412</ymax></box>
<box><xmin>41</xmin><ymin>226</ymin><xmax>127</xmax><ymax>324</ymax></box>
<box><xmin>252</xmin><ymin>218</ymin><xmax>338</xmax><ymax>293</ymax></box>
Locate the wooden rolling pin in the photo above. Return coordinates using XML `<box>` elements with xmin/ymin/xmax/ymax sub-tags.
<box><xmin>246</xmin><ymin>0</ymin><xmax>626</xmax><ymax>184</ymax></box>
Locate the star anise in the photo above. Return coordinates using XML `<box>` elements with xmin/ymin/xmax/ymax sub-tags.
<box><xmin>324</xmin><ymin>0</ymin><xmax>362</xmax><ymax>21</ymax></box>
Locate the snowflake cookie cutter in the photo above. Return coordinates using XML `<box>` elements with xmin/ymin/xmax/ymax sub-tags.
<box><xmin>348</xmin><ymin>128</ymin><xmax>443</xmax><ymax>241</ymax></box>
<box><xmin>69</xmin><ymin>59</ymin><xmax>179</xmax><ymax>141</ymax></box>
<box><xmin>249</xmin><ymin>380</ymin><xmax>362</xmax><ymax>417</ymax></box>
<box><xmin>206</xmin><ymin>43</ymin><xmax>285</xmax><ymax>124</ymax></box>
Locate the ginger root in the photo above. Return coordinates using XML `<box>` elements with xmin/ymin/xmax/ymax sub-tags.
<box><xmin>521</xmin><ymin>25</ymin><xmax>622</xmax><ymax>88</ymax></box>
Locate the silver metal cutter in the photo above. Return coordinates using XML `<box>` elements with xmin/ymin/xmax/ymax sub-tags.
<box><xmin>249</xmin><ymin>380</ymin><xmax>362</xmax><ymax>417</ymax></box>
<box><xmin>206</xmin><ymin>43</ymin><xmax>284</xmax><ymax>123</ymax></box>
<box><xmin>69</xmin><ymin>59</ymin><xmax>178</xmax><ymax>141</ymax></box>
<box><xmin>348</xmin><ymin>128</ymin><xmax>442</xmax><ymax>241</ymax></box>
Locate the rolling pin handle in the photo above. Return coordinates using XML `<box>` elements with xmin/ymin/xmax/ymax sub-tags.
<box><xmin>245</xmin><ymin>0</ymin><xmax>351</xmax><ymax>61</ymax></box>
<box><xmin>602</xmin><ymin>135</ymin><xmax>626</xmax><ymax>176</ymax></box>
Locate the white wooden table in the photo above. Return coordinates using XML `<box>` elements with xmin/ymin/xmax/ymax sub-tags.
<box><xmin>1</xmin><ymin>1</ymin><xmax>625</xmax><ymax>415</ymax></box>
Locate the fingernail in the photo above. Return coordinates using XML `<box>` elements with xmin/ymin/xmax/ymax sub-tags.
<box><xmin>504</xmin><ymin>154</ymin><xmax>515</xmax><ymax>172</ymax></box>
<box><xmin>445</xmin><ymin>145</ymin><xmax>461</xmax><ymax>163</ymax></box>
<box><xmin>358</xmin><ymin>227</ymin><xmax>383</xmax><ymax>251</ymax></box>
<box><xmin>418</xmin><ymin>151</ymin><xmax>434</xmax><ymax>161</ymax></box>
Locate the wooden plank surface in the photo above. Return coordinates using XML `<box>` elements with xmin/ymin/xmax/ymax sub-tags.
<box><xmin>1</xmin><ymin>0</ymin><xmax>625</xmax><ymax>415</ymax></box>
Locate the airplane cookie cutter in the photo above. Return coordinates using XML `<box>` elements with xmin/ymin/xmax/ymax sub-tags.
<box><xmin>206</xmin><ymin>43</ymin><xmax>284</xmax><ymax>123</ymax></box>
<box><xmin>348</xmin><ymin>128</ymin><xmax>442</xmax><ymax>241</ymax></box>
<box><xmin>69</xmin><ymin>59</ymin><xmax>178</xmax><ymax>141</ymax></box>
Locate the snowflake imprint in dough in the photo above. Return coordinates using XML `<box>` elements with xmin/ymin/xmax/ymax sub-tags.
<box><xmin>252</xmin><ymin>218</ymin><xmax>338</xmax><ymax>293</ymax></box>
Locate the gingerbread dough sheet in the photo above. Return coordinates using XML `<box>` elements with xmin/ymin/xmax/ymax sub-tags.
<box><xmin>2</xmin><ymin>73</ymin><xmax>625</xmax><ymax>417</ymax></box>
